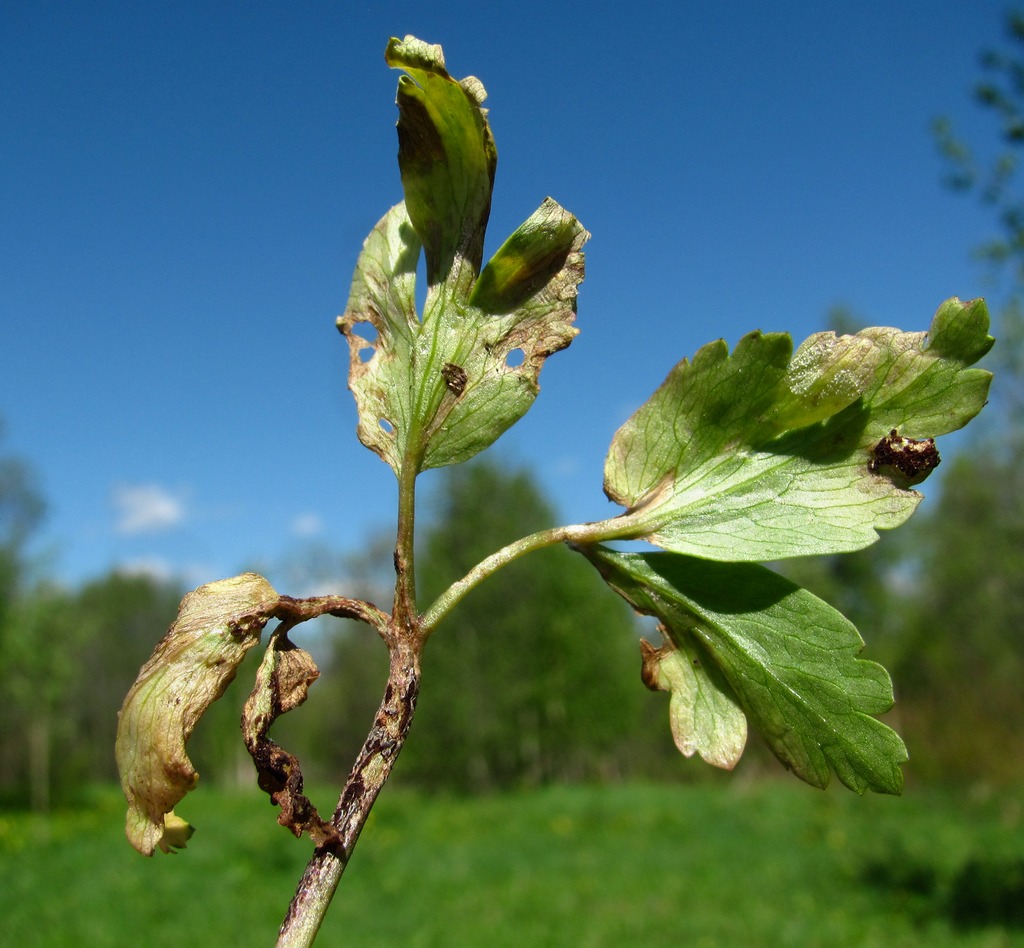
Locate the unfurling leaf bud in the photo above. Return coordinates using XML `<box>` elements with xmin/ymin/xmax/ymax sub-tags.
<box><xmin>116</xmin><ymin>572</ymin><xmax>280</xmax><ymax>855</ymax></box>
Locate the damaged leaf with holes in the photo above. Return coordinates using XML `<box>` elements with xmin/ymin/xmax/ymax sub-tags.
<box><xmin>338</xmin><ymin>36</ymin><xmax>588</xmax><ymax>475</ymax></box>
<box><xmin>603</xmin><ymin>297</ymin><xmax>994</xmax><ymax>561</ymax></box>
<box><xmin>580</xmin><ymin>546</ymin><xmax>908</xmax><ymax>794</ymax></box>
<box><xmin>115</xmin><ymin>573</ymin><xmax>280</xmax><ymax>855</ymax></box>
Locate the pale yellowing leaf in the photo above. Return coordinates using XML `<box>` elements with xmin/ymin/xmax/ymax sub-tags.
<box><xmin>116</xmin><ymin>573</ymin><xmax>280</xmax><ymax>855</ymax></box>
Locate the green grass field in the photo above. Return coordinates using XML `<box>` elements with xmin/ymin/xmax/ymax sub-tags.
<box><xmin>1</xmin><ymin>780</ymin><xmax>1021</xmax><ymax>946</ymax></box>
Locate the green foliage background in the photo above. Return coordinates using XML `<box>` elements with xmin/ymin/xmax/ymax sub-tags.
<box><xmin>2</xmin><ymin>783</ymin><xmax>1022</xmax><ymax>946</ymax></box>
<box><xmin>0</xmin><ymin>430</ymin><xmax>1021</xmax><ymax>807</ymax></box>
<box><xmin>403</xmin><ymin>459</ymin><xmax>653</xmax><ymax>790</ymax></box>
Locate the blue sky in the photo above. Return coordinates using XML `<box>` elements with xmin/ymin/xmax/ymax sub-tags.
<box><xmin>1</xmin><ymin>1</ymin><xmax>1009</xmax><ymax>590</ymax></box>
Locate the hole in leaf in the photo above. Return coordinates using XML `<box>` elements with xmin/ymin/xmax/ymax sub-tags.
<box><xmin>378</xmin><ymin>419</ymin><xmax>394</xmax><ymax>434</ymax></box>
<box><xmin>350</xmin><ymin>321</ymin><xmax>378</xmax><ymax>343</ymax></box>
<box><xmin>350</xmin><ymin>322</ymin><xmax>378</xmax><ymax>363</ymax></box>
<box><xmin>505</xmin><ymin>348</ymin><xmax>526</xmax><ymax>368</ymax></box>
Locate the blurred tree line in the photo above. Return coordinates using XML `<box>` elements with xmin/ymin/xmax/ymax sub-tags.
<box><xmin>0</xmin><ymin>425</ymin><xmax>1020</xmax><ymax>810</ymax></box>
<box><xmin>784</xmin><ymin>8</ymin><xmax>1024</xmax><ymax>784</ymax></box>
<box><xmin>0</xmin><ymin>435</ymin><xmax>185</xmax><ymax>809</ymax></box>
<box><xmin>3</xmin><ymin>11</ymin><xmax>1023</xmax><ymax>809</ymax></box>
<box><xmin>251</xmin><ymin>457</ymin><xmax>681</xmax><ymax>795</ymax></box>
<box><xmin>0</xmin><ymin>444</ymin><xmax>674</xmax><ymax>808</ymax></box>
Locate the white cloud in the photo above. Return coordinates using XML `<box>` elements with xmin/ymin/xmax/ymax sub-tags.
<box><xmin>113</xmin><ymin>483</ymin><xmax>186</xmax><ymax>535</ymax></box>
<box><xmin>291</xmin><ymin>512</ymin><xmax>324</xmax><ymax>538</ymax></box>
<box><xmin>115</xmin><ymin>556</ymin><xmax>177</xmax><ymax>583</ymax></box>
<box><xmin>551</xmin><ymin>455</ymin><xmax>581</xmax><ymax>479</ymax></box>
<box><xmin>113</xmin><ymin>556</ymin><xmax>220</xmax><ymax>589</ymax></box>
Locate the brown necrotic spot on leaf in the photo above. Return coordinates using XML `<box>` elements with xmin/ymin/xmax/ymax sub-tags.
<box><xmin>640</xmin><ymin>637</ymin><xmax>670</xmax><ymax>692</ymax></box>
<box><xmin>868</xmin><ymin>429</ymin><xmax>941</xmax><ymax>486</ymax></box>
<box><xmin>441</xmin><ymin>361</ymin><xmax>467</xmax><ymax>396</ymax></box>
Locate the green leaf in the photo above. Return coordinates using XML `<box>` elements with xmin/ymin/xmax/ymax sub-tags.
<box><xmin>639</xmin><ymin>637</ymin><xmax>747</xmax><ymax>770</ymax></box>
<box><xmin>577</xmin><ymin>545</ymin><xmax>908</xmax><ymax>794</ymax></box>
<box><xmin>116</xmin><ymin>573</ymin><xmax>280</xmax><ymax>855</ymax></box>
<box><xmin>603</xmin><ymin>298</ymin><xmax>994</xmax><ymax>560</ymax></box>
<box><xmin>386</xmin><ymin>35</ymin><xmax>496</xmax><ymax>292</ymax></box>
<box><xmin>338</xmin><ymin>38</ymin><xmax>588</xmax><ymax>475</ymax></box>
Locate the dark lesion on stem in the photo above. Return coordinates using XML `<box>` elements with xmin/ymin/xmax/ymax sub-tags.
<box><xmin>241</xmin><ymin>592</ymin><xmax>398</xmax><ymax>862</ymax></box>
<box><xmin>272</xmin><ymin>593</ymin><xmax>390</xmax><ymax>633</ymax></box>
<box><xmin>276</xmin><ymin>634</ymin><xmax>421</xmax><ymax>946</ymax></box>
<box><xmin>270</xmin><ymin>505</ymin><xmax>424</xmax><ymax>945</ymax></box>
<box><xmin>333</xmin><ymin>638</ymin><xmax>419</xmax><ymax>846</ymax></box>
<box><xmin>250</xmin><ymin>725</ymin><xmax>342</xmax><ymax>850</ymax></box>
<box><xmin>243</xmin><ymin>625</ymin><xmax>340</xmax><ymax>850</ymax></box>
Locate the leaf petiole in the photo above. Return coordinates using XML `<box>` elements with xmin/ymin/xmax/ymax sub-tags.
<box><xmin>418</xmin><ymin>514</ymin><xmax>638</xmax><ymax>635</ymax></box>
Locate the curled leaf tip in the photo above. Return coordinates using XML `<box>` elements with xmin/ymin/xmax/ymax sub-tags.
<box><xmin>640</xmin><ymin>635</ymin><xmax>747</xmax><ymax>770</ymax></box>
<box><xmin>581</xmin><ymin>546</ymin><xmax>907</xmax><ymax>794</ymax></box>
<box><xmin>156</xmin><ymin>811</ymin><xmax>195</xmax><ymax>854</ymax></box>
<box><xmin>116</xmin><ymin>573</ymin><xmax>280</xmax><ymax>855</ymax></box>
<box><xmin>386</xmin><ymin>35</ymin><xmax>447</xmax><ymax>74</ymax></box>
